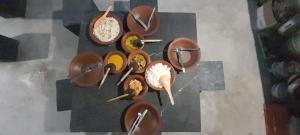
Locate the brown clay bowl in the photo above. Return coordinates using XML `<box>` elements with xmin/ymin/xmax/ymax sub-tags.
<box><xmin>167</xmin><ymin>37</ymin><xmax>201</xmax><ymax>72</ymax></box>
<box><xmin>69</xmin><ymin>52</ymin><xmax>104</xmax><ymax>87</ymax></box>
<box><xmin>128</xmin><ymin>50</ymin><xmax>151</xmax><ymax>73</ymax></box>
<box><xmin>127</xmin><ymin>5</ymin><xmax>160</xmax><ymax>36</ymax></box>
<box><xmin>121</xmin><ymin>32</ymin><xmax>145</xmax><ymax>53</ymax></box>
<box><xmin>123</xmin><ymin>75</ymin><xmax>148</xmax><ymax>100</ymax></box>
<box><xmin>144</xmin><ymin>60</ymin><xmax>176</xmax><ymax>91</ymax></box>
<box><xmin>89</xmin><ymin>13</ymin><xmax>124</xmax><ymax>45</ymax></box>
<box><xmin>124</xmin><ymin>102</ymin><xmax>161</xmax><ymax>135</ymax></box>
<box><xmin>104</xmin><ymin>51</ymin><xmax>127</xmax><ymax>74</ymax></box>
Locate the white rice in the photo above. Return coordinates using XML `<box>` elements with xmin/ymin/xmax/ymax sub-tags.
<box><xmin>93</xmin><ymin>17</ymin><xmax>120</xmax><ymax>42</ymax></box>
<box><xmin>146</xmin><ymin>63</ymin><xmax>171</xmax><ymax>88</ymax></box>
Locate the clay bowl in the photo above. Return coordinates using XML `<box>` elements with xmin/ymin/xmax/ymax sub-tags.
<box><xmin>127</xmin><ymin>5</ymin><xmax>160</xmax><ymax>36</ymax></box>
<box><xmin>69</xmin><ymin>52</ymin><xmax>104</xmax><ymax>87</ymax></box>
<box><xmin>124</xmin><ymin>102</ymin><xmax>161</xmax><ymax>135</ymax></box>
<box><xmin>144</xmin><ymin>60</ymin><xmax>176</xmax><ymax>91</ymax></box>
<box><xmin>123</xmin><ymin>75</ymin><xmax>148</xmax><ymax>100</ymax></box>
<box><xmin>104</xmin><ymin>51</ymin><xmax>127</xmax><ymax>74</ymax></box>
<box><xmin>121</xmin><ymin>32</ymin><xmax>144</xmax><ymax>53</ymax></box>
<box><xmin>89</xmin><ymin>13</ymin><xmax>124</xmax><ymax>45</ymax></box>
<box><xmin>128</xmin><ymin>50</ymin><xmax>151</xmax><ymax>73</ymax></box>
<box><xmin>167</xmin><ymin>37</ymin><xmax>201</xmax><ymax>72</ymax></box>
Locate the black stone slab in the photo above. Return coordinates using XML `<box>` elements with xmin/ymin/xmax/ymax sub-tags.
<box><xmin>0</xmin><ymin>35</ymin><xmax>19</xmax><ymax>61</ymax></box>
<box><xmin>56</xmin><ymin>79</ymin><xmax>73</xmax><ymax>111</ymax></box>
<box><xmin>130</xmin><ymin>0</ymin><xmax>158</xmax><ymax>9</ymax></box>
<box><xmin>65</xmin><ymin>10</ymin><xmax>225</xmax><ymax>132</ymax></box>
<box><xmin>13</xmin><ymin>33</ymin><xmax>50</xmax><ymax>61</ymax></box>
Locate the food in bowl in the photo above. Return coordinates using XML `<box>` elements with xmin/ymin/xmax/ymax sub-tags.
<box><xmin>93</xmin><ymin>17</ymin><xmax>120</xmax><ymax>42</ymax></box>
<box><xmin>107</xmin><ymin>54</ymin><xmax>124</xmax><ymax>72</ymax></box>
<box><xmin>132</xmin><ymin>54</ymin><xmax>146</xmax><ymax>72</ymax></box>
<box><xmin>145</xmin><ymin>63</ymin><xmax>171</xmax><ymax>88</ymax></box>
<box><xmin>125</xmin><ymin>35</ymin><xmax>140</xmax><ymax>51</ymax></box>
<box><xmin>129</xmin><ymin>79</ymin><xmax>143</xmax><ymax>96</ymax></box>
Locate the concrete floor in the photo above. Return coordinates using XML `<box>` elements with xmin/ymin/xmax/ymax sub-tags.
<box><xmin>0</xmin><ymin>0</ymin><xmax>266</xmax><ymax>135</ymax></box>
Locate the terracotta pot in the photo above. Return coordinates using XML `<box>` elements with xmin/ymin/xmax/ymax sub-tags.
<box><xmin>124</xmin><ymin>102</ymin><xmax>161</xmax><ymax>135</ymax></box>
<box><xmin>144</xmin><ymin>60</ymin><xmax>176</xmax><ymax>91</ymax></box>
<box><xmin>127</xmin><ymin>50</ymin><xmax>151</xmax><ymax>73</ymax></box>
<box><xmin>68</xmin><ymin>52</ymin><xmax>104</xmax><ymax>87</ymax></box>
<box><xmin>104</xmin><ymin>51</ymin><xmax>127</xmax><ymax>74</ymax></box>
<box><xmin>167</xmin><ymin>37</ymin><xmax>201</xmax><ymax>72</ymax></box>
<box><xmin>89</xmin><ymin>13</ymin><xmax>124</xmax><ymax>45</ymax></box>
<box><xmin>121</xmin><ymin>32</ymin><xmax>145</xmax><ymax>53</ymax></box>
<box><xmin>123</xmin><ymin>75</ymin><xmax>148</xmax><ymax>100</ymax></box>
<box><xmin>127</xmin><ymin>5</ymin><xmax>160</xmax><ymax>36</ymax></box>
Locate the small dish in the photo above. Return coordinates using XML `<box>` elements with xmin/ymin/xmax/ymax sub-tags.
<box><xmin>127</xmin><ymin>5</ymin><xmax>160</xmax><ymax>36</ymax></box>
<box><xmin>144</xmin><ymin>60</ymin><xmax>176</xmax><ymax>91</ymax></box>
<box><xmin>167</xmin><ymin>37</ymin><xmax>201</xmax><ymax>72</ymax></box>
<box><xmin>123</xmin><ymin>75</ymin><xmax>148</xmax><ymax>100</ymax></box>
<box><xmin>128</xmin><ymin>50</ymin><xmax>151</xmax><ymax>73</ymax></box>
<box><xmin>68</xmin><ymin>52</ymin><xmax>104</xmax><ymax>87</ymax></box>
<box><xmin>121</xmin><ymin>32</ymin><xmax>144</xmax><ymax>53</ymax></box>
<box><xmin>124</xmin><ymin>102</ymin><xmax>161</xmax><ymax>135</ymax></box>
<box><xmin>89</xmin><ymin>13</ymin><xmax>124</xmax><ymax>45</ymax></box>
<box><xmin>104</xmin><ymin>51</ymin><xmax>127</xmax><ymax>74</ymax></box>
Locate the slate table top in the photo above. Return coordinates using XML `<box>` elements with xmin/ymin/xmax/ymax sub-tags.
<box><xmin>62</xmin><ymin>10</ymin><xmax>225</xmax><ymax>132</ymax></box>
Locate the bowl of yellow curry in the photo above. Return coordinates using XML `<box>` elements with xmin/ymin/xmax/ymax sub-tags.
<box><xmin>104</xmin><ymin>51</ymin><xmax>127</xmax><ymax>74</ymax></box>
<box><xmin>121</xmin><ymin>32</ymin><xmax>144</xmax><ymax>53</ymax></box>
<box><xmin>128</xmin><ymin>50</ymin><xmax>151</xmax><ymax>73</ymax></box>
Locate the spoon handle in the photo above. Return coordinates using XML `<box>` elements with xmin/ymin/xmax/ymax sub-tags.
<box><xmin>98</xmin><ymin>68</ymin><xmax>110</xmax><ymax>89</ymax></box>
<box><xmin>165</xmin><ymin>88</ymin><xmax>175</xmax><ymax>105</ymax></box>
<box><xmin>117</xmin><ymin>68</ymin><xmax>133</xmax><ymax>86</ymax></box>
<box><xmin>94</xmin><ymin>5</ymin><xmax>112</xmax><ymax>27</ymax></box>
<box><xmin>106</xmin><ymin>94</ymin><xmax>129</xmax><ymax>102</ymax></box>
<box><xmin>140</xmin><ymin>39</ymin><xmax>162</xmax><ymax>43</ymax></box>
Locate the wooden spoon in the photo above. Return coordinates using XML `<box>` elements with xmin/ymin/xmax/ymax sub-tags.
<box><xmin>159</xmin><ymin>74</ymin><xmax>175</xmax><ymax>105</ymax></box>
<box><xmin>106</xmin><ymin>89</ymin><xmax>136</xmax><ymax>102</ymax></box>
<box><xmin>116</xmin><ymin>62</ymin><xmax>139</xmax><ymax>86</ymax></box>
<box><xmin>98</xmin><ymin>64</ymin><xmax>116</xmax><ymax>89</ymax></box>
<box><xmin>94</xmin><ymin>5</ymin><xmax>112</xmax><ymax>28</ymax></box>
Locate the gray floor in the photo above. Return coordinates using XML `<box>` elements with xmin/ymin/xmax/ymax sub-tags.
<box><xmin>0</xmin><ymin>0</ymin><xmax>266</xmax><ymax>135</ymax></box>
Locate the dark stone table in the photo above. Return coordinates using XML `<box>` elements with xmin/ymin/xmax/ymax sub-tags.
<box><xmin>57</xmin><ymin>0</ymin><xmax>225</xmax><ymax>132</ymax></box>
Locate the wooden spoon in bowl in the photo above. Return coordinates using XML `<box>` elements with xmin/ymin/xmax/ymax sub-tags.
<box><xmin>159</xmin><ymin>74</ymin><xmax>175</xmax><ymax>105</ymax></box>
<box><xmin>94</xmin><ymin>5</ymin><xmax>112</xmax><ymax>28</ymax></box>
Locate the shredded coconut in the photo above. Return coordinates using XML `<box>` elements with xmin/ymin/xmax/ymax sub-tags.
<box><xmin>146</xmin><ymin>63</ymin><xmax>171</xmax><ymax>88</ymax></box>
<box><xmin>93</xmin><ymin>17</ymin><xmax>120</xmax><ymax>42</ymax></box>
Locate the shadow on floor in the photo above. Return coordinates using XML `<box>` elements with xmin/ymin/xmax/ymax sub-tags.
<box><xmin>25</xmin><ymin>0</ymin><xmax>62</xmax><ymax>19</ymax></box>
<box><xmin>13</xmin><ymin>33</ymin><xmax>51</xmax><ymax>61</ymax></box>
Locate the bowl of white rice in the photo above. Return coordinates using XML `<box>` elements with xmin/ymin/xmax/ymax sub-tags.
<box><xmin>145</xmin><ymin>60</ymin><xmax>176</xmax><ymax>91</ymax></box>
<box><xmin>89</xmin><ymin>13</ymin><xmax>123</xmax><ymax>45</ymax></box>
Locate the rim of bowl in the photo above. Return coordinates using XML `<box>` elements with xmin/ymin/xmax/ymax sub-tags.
<box><xmin>104</xmin><ymin>51</ymin><xmax>128</xmax><ymax>74</ymax></box>
<box><xmin>68</xmin><ymin>52</ymin><xmax>104</xmax><ymax>87</ymax></box>
<box><xmin>167</xmin><ymin>37</ymin><xmax>201</xmax><ymax>72</ymax></box>
<box><xmin>144</xmin><ymin>60</ymin><xmax>176</xmax><ymax>91</ymax></box>
<box><xmin>127</xmin><ymin>50</ymin><xmax>151</xmax><ymax>73</ymax></box>
<box><xmin>123</xmin><ymin>75</ymin><xmax>148</xmax><ymax>100</ymax></box>
<box><xmin>121</xmin><ymin>32</ymin><xmax>144</xmax><ymax>53</ymax></box>
<box><xmin>89</xmin><ymin>13</ymin><xmax>124</xmax><ymax>45</ymax></box>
